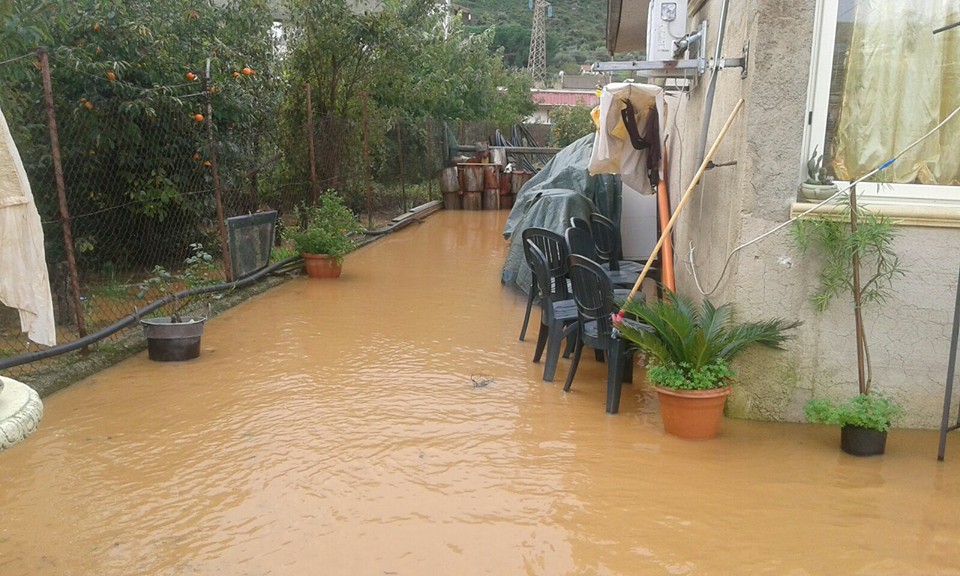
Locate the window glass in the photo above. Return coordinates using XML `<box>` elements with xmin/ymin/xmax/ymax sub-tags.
<box><xmin>823</xmin><ymin>1</ymin><xmax>960</xmax><ymax>186</ymax></box>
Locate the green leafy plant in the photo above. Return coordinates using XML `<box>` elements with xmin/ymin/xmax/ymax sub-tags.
<box><xmin>285</xmin><ymin>191</ymin><xmax>363</xmax><ymax>262</ymax></box>
<box><xmin>804</xmin><ymin>147</ymin><xmax>834</xmax><ymax>186</ymax></box>
<box><xmin>791</xmin><ymin>182</ymin><xmax>905</xmax><ymax>429</ymax></box>
<box><xmin>615</xmin><ymin>290</ymin><xmax>800</xmax><ymax>390</ymax></box>
<box><xmin>804</xmin><ymin>394</ymin><xmax>903</xmax><ymax>432</ymax></box>
<box><xmin>136</xmin><ymin>243</ymin><xmax>220</xmax><ymax>322</ymax></box>
<box><xmin>551</xmin><ymin>105</ymin><xmax>596</xmax><ymax>148</ymax></box>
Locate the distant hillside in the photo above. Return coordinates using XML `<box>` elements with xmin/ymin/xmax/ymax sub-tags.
<box><xmin>458</xmin><ymin>0</ymin><xmax>611</xmax><ymax>77</ymax></box>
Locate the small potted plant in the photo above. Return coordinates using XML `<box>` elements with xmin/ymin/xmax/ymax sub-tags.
<box><xmin>286</xmin><ymin>191</ymin><xmax>363</xmax><ymax>278</ymax></box>
<box><xmin>137</xmin><ymin>243</ymin><xmax>219</xmax><ymax>362</ymax></box>
<box><xmin>798</xmin><ymin>147</ymin><xmax>839</xmax><ymax>202</ymax></box>
<box><xmin>804</xmin><ymin>394</ymin><xmax>903</xmax><ymax>456</ymax></box>
<box><xmin>791</xmin><ymin>188</ymin><xmax>905</xmax><ymax>456</ymax></box>
<box><xmin>615</xmin><ymin>291</ymin><xmax>800</xmax><ymax>440</ymax></box>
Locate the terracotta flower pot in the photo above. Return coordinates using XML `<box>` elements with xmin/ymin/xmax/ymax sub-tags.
<box><xmin>302</xmin><ymin>253</ymin><xmax>342</xmax><ymax>279</ymax></box>
<box><xmin>654</xmin><ymin>386</ymin><xmax>732</xmax><ymax>440</ymax></box>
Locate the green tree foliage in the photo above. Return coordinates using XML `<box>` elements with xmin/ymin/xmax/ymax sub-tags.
<box><xmin>550</xmin><ymin>105</ymin><xmax>595</xmax><ymax>147</ymax></box>
<box><xmin>278</xmin><ymin>0</ymin><xmax>535</xmax><ymax>205</ymax></box>
<box><xmin>0</xmin><ymin>0</ymin><xmax>280</xmax><ymax>268</ymax></box>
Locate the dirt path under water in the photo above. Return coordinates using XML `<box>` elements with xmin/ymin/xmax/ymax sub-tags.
<box><xmin>1</xmin><ymin>210</ymin><xmax>959</xmax><ymax>575</ymax></box>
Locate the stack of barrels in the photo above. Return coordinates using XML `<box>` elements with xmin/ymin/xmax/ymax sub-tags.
<box><xmin>438</xmin><ymin>160</ymin><xmax>532</xmax><ymax>211</ymax></box>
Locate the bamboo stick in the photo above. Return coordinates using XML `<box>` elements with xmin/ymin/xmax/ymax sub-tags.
<box><xmin>622</xmin><ymin>98</ymin><xmax>745</xmax><ymax>306</ymax></box>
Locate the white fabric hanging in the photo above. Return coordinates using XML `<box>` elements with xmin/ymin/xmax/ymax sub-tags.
<box><xmin>588</xmin><ymin>82</ymin><xmax>666</xmax><ymax>194</ymax></box>
<box><xmin>0</xmin><ymin>105</ymin><xmax>56</xmax><ymax>347</ymax></box>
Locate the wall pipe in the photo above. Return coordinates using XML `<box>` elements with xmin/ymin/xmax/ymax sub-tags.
<box><xmin>0</xmin><ymin>256</ymin><xmax>302</xmax><ymax>371</ymax></box>
<box><xmin>696</xmin><ymin>0</ymin><xmax>731</xmax><ymax>166</ymax></box>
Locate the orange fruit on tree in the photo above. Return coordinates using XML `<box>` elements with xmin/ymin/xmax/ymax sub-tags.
<box><xmin>233</xmin><ymin>71</ymin><xmax>240</xmax><ymax>78</ymax></box>
<box><xmin>186</xmin><ymin>72</ymin><xmax>197</xmax><ymax>81</ymax></box>
<box><xmin>83</xmin><ymin>101</ymin><xmax>94</xmax><ymax>110</ymax></box>
<box><xmin>106</xmin><ymin>71</ymin><xmax>116</xmax><ymax>81</ymax></box>
<box><xmin>193</xmin><ymin>153</ymin><xmax>201</xmax><ymax>161</ymax></box>
<box><xmin>242</xmin><ymin>67</ymin><xmax>253</xmax><ymax>75</ymax></box>
<box><xmin>193</xmin><ymin>113</ymin><xmax>204</xmax><ymax>122</ymax></box>
<box><xmin>203</xmin><ymin>160</ymin><xmax>211</xmax><ymax>167</ymax></box>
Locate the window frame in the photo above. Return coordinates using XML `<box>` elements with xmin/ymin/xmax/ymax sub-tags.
<box><xmin>801</xmin><ymin>0</ymin><xmax>960</xmax><ymax>209</ymax></box>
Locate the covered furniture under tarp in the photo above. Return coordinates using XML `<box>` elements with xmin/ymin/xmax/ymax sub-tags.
<box><xmin>501</xmin><ymin>134</ymin><xmax>621</xmax><ymax>292</ymax></box>
<box><xmin>0</xmin><ymin>105</ymin><xmax>55</xmax><ymax>347</ymax></box>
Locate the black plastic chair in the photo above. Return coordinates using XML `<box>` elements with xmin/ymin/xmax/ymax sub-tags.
<box><xmin>526</xmin><ymin>240</ymin><xmax>578</xmax><ymax>382</ymax></box>
<box><xmin>564</xmin><ymin>254</ymin><xmax>639</xmax><ymax>414</ymax></box>
<box><xmin>518</xmin><ymin>228</ymin><xmax>571</xmax><ymax>341</ymax></box>
<box><xmin>589</xmin><ymin>213</ymin><xmax>647</xmax><ymax>273</ymax></box>
<box><xmin>565</xmin><ymin>226</ymin><xmax>642</xmax><ymax>289</ymax></box>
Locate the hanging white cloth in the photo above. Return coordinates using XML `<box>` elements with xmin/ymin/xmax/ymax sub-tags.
<box><xmin>588</xmin><ymin>82</ymin><xmax>666</xmax><ymax>194</ymax></box>
<box><xmin>0</xmin><ymin>104</ymin><xmax>56</xmax><ymax>347</ymax></box>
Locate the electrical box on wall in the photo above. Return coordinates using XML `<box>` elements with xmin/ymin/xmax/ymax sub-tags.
<box><xmin>647</xmin><ymin>0</ymin><xmax>688</xmax><ymax>61</ymax></box>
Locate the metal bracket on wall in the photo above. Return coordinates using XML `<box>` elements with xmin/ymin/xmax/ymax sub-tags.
<box><xmin>591</xmin><ymin>21</ymin><xmax>748</xmax><ymax>81</ymax></box>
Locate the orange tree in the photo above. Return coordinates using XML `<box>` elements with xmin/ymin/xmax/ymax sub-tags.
<box><xmin>0</xmin><ymin>0</ymin><xmax>280</xmax><ymax>270</ymax></box>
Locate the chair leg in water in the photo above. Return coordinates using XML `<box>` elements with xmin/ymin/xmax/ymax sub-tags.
<box><xmin>518</xmin><ymin>280</ymin><xmax>536</xmax><ymax>341</ymax></box>
<box><xmin>563</xmin><ymin>338</ymin><xmax>584</xmax><ymax>392</ymax></box>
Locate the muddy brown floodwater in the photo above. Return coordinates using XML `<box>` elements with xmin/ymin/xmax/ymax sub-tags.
<box><xmin>2</xmin><ymin>210</ymin><xmax>960</xmax><ymax>575</ymax></box>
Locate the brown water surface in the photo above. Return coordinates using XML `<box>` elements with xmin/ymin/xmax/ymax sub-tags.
<box><xmin>2</xmin><ymin>211</ymin><xmax>959</xmax><ymax>575</ymax></box>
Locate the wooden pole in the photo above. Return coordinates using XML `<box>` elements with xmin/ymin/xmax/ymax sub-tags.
<box><xmin>361</xmin><ymin>91</ymin><xmax>372</xmax><ymax>228</ymax></box>
<box><xmin>396</xmin><ymin>116</ymin><xmax>406</xmax><ymax>212</ymax></box>
<box><xmin>622</xmin><ymin>98</ymin><xmax>745</xmax><ymax>306</ymax></box>
<box><xmin>849</xmin><ymin>184</ymin><xmax>868</xmax><ymax>395</ymax></box>
<box><xmin>306</xmin><ymin>83</ymin><xmax>319</xmax><ymax>206</ymax></box>
<box><xmin>202</xmin><ymin>63</ymin><xmax>233</xmax><ymax>282</ymax></box>
<box><xmin>39</xmin><ymin>48</ymin><xmax>87</xmax><ymax>340</ymax></box>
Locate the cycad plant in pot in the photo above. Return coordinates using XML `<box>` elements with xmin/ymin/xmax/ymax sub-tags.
<box><xmin>798</xmin><ymin>147</ymin><xmax>839</xmax><ymax>202</ymax></box>
<box><xmin>791</xmin><ymin>185</ymin><xmax>905</xmax><ymax>456</ymax></box>
<box><xmin>286</xmin><ymin>191</ymin><xmax>363</xmax><ymax>279</ymax></box>
<box><xmin>615</xmin><ymin>291</ymin><xmax>800</xmax><ymax>440</ymax></box>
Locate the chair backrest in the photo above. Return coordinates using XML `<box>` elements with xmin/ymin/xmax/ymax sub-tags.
<box><xmin>567</xmin><ymin>254</ymin><xmax>617</xmax><ymax>348</ymax></box>
<box><xmin>565</xmin><ymin>225</ymin><xmax>599</xmax><ymax>262</ymax></box>
<box><xmin>525</xmin><ymin>240</ymin><xmax>561</xmax><ymax>322</ymax></box>
<box><xmin>522</xmin><ymin>227</ymin><xmax>570</xmax><ymax>299</ymax></box>
<box><xmin>570</xmin><ymin>216</ymin><xmax>592</xmax><ymax>234</ymax></box>
<box><xmin>589</xmin><ymin>213</ymin><xmax>622</xmax><ymax>270</ymax></box>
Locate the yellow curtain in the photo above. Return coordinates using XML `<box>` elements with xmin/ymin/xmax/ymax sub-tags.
<box><xmin>833</xmin><ymin>1</ymin><xmax>960</xmax><ymax>185</ymax></box>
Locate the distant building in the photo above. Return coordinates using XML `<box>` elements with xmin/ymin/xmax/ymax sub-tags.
<box><xmin>528</xmin><ymin>89</ymin><xmax>599</xmax><ymax>124</ymax></box>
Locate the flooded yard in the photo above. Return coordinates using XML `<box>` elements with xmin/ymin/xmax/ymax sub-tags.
<box><xmin>1</xmin><ymin>210</ymin><xmax>959</xmax><ymax>575</ymax></box>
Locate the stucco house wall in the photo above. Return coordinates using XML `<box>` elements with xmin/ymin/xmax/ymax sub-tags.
<box><xmin>665</xmin><ymin>0</ymin><xmax>960</xmax><ymax>428</ymax></box>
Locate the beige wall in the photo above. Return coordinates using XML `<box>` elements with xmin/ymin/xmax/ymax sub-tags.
<box><xmin>669</xmin><ymin>0</ymin><xmax>960</xmax><ymax>428</ymax></box>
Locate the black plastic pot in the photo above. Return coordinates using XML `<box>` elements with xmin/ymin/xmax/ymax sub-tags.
<box><xmin>840</xmin><ymin>425</ymin><xmax>887</xmax><ymax>456</ymax></box>
<box><xmin>141</xmin><ymin>317</ymin><xmax>206</xmax><ymax>362</ymax></box>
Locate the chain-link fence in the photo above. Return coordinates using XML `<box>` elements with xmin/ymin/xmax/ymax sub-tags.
<box><xmin>0</xmin><ymin>50</ymin><xmax>502</xmax><ymax>381</ymax></box>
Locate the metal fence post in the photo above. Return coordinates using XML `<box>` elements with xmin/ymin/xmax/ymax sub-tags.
<box><xmin>39</xmin><ymin>48</ymin><xmax>87</xmax><ymax>340</ymax></box>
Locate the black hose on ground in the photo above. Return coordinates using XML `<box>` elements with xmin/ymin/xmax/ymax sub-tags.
<box><xmin>0</xmin><ymin>256</ymin><xmax>302</xmax><ymax>371</ymax></box>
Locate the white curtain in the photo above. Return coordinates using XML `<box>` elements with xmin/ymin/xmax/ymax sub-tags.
<box><xmin>833</xmin><ymin>0</ymin><xmax>960</xmax><ymax>185</ymax></box>
<box><xmin>0</xmin><ymin>105</ymin><xmax>57</xmax><ymax>347</ymax></box>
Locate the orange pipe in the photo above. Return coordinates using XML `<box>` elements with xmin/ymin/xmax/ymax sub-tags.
<box><xmin>657</xmin><ymin>148</ymin><xmax>676</xmax><ymax>292</ymax></box>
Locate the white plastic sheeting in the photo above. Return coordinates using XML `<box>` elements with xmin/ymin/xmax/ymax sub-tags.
<box><xmin>588</xmin><ymin>82</ymin><xmax>666</xmax><ymax>194</ymax></box>
<box><xmin>0</xmin><ymin>105</ymin><xmax>56</xmax><ymax>347</ymax></box>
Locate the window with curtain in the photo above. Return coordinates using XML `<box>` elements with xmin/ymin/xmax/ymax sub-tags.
<box><xmin>811</xmin><ymin>0</ymin><xmax>960</xmax><ymax>195</ymax></box>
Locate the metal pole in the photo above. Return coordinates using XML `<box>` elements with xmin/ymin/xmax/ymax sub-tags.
<box><xmin>938</xmin><ymin>263</ymin><xmax>960</xmax><ymax>461</ymax></box>
<box><xmin>202</xmin><ymin>61</ymin><xmax>233</xmax><ymax>282</ymax></box>
<box><xmin>39</xmin><ymin>48</ymin><xmax>87</xmax><ymax>340</ymax></box>
<box><xmin>306</xmin><ymin>83</ymin><xmax>319</xmax><ymax>206</ymax></box>
<box><xmin>361</xmin><ymin>91</ymin><xmax>372</xmax><ymax>228</ymax></box>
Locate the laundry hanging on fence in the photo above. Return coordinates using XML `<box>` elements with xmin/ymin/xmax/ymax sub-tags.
<box><xmin>588</xmin><ymin>82</ymin><xmax>666</xmax><ymax>193</ymax></box>
<box><xmin>0</xmin><ymin>104</ymin><xmax>56</xmax><ymax>347</ymax></box>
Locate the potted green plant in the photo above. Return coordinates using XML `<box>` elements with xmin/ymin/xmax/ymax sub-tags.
<box><xmin>137</xmin><ymin>243</ymin><xmax>219</xmax><ymax>362</ymax></box>
<box><xmin>804</xmin><ymin>394</ymin><xmax>903</xmax><ymax>456</ymax></box>
<box><xmin>286</xmin><ymin>191</ymin><xmax>363</xmax><ymax>278</ymax></box>
<box><xmin>615</xmin><ymin>291</ymin><xmax>800</xmax><ymax>440</ymax></box>
<box><xmin>791</xmin><ymin>186</ymin><xmax>905</xmax><ymax>456</ymax></box>
<box><xmin>799</xmin><ymin>147</ymin><xmax>839</xmax><ymax>202</ymax></box>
